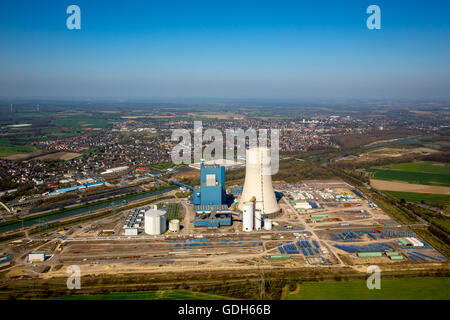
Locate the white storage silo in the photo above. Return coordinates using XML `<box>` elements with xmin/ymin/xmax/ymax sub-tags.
<box><xmin>255</xmin><ymin>210</ymin><xmax>262</xmax><ymax>231</ymax></box>
<box><xmin>238</xmin><ymin>147</ymin><xmax>280</xmax><ymax>216</ymax></box>
<box><xmin>263</xmin><ymin>219</ymin><xmax>272</xmax><ymax>230</ymax></box>
<box><xmin>144</xmin><ymin>207</ymin><xmax>166</xmax><ymax>235</ymax></box>
<box><xmin>242</xmin><ymin>201</ymin><xmax>254</xmax><ymax>232</ymax></box>
<box><xmin>169</xmin><ymin>219</ymin><xmax>180</xmax><ymax>232</ymax></box>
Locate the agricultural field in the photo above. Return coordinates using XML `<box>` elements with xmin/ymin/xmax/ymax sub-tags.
<box><xmin>286</xmin><ymin>277</ymin><xmax>450</xmax><ymax>300</ymax></box>
<box><xmin>51</xmin><ymin>117</ymin><xmax>111</xmax><ymax>128</ymax></box>
<box><xmin>368</xmin><ymin>161</ymin><xmax>450</xmax><ymax>187</ymax></box>
<box><xmin>0</xmin><ymin>137</ymin><xmax>37</xmax><ymax>157</ymax></box>
<box><xmin>382</xmin><ymin>190</ymin><xmax>450</xmax><ymax>206</ymax></box>
<box><xmin>389</xmin><ymin>162</ymin><xmax>450</xmax><ymax>175</ymax></box>
<box><xmin>53</xmin><ymin>289</ymin><xmax>232</xmax><ymax>300</ymax></box>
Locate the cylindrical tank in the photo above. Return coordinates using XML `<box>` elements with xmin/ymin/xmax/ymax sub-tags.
<box><xmin>263</xmin><ymin>219</ymin><xmax>272</xmax><ymax>230</ymax></box>
<box><xmin>255</xmin><ymin>210</ymin><xmax>262</xmax><ymax>231</ymax></box>
<box><xmin>169</xmin><ymin>219</ymin><xmax>180</xmax><ymax>232</ymax></box>
<box><xmin>144</xmin><ymin>208</ymin><xmax>166</xmax><ymax>235</ymax></box>
<box><xmin>242</xmin><ymin>202</ymin><xmax>254</xmax><ymax>232</ymax></box>
<box><xmin>238</xmin><ymin>147</ymin><xmax>280</xmax><ymax>215</ymax></box>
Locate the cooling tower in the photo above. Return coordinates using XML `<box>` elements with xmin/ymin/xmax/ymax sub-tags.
<box><xmin>238</xmin><ymin>147</ymin><xmax>280</xmax><ymax>216</ymax></box>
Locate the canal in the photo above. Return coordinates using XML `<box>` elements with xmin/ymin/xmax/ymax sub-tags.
<box><xmin>0</xmin><ymin>187</ymin><xmax>175</xmax><ymax>233</ymax></box>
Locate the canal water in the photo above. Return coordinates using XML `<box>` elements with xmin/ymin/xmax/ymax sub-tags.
<box><xmin>0</xmin><ymin>187</ymin><xmax>174</xmax><ymax>234</ymax></box>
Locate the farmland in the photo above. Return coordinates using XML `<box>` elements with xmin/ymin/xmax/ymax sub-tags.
<box><xmin>0</xmin><ymin>137</ymin><xmax>37</xmax><ymax>157</ymax></box>
<box><xmin>0</xmin><ymin>144</ymin><xmax>36</xmax><ymax>157</ymax></box>
<box><xmin>389</xmin><ymin>161</ymin><xmax>449</xmax><ymax>175</ymax></box>
<box><xmin>0</xmin><ymin>113</ymin><xmax>112</xmax><ymax>157</ymax></box>
<box><xmin>368</xmin><ymin>161</ymin><xmax>450</xmax><ymax>187</ymax></box>
<box><xmin>286</xmin><ymin>277</ymin><xmax>450</xmax><ymax>300</ymax></box>
<box><xmin>51</xmin><ymin>117</ymin><xmax>111</xmax><ymax>129</ymax></box>
<box><xmin>381</xmin><ymin>190</ymin><xmax>450</xmax><ymax>206</ymax></box>
<box><xmin>370</xmin><ymin>180</ymin><xmax>450</xmax><ymax>195</ymax></box>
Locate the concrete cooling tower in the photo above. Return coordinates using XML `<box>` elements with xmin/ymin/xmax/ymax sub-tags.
<box><xmin>238</xmin><ymin>147</ymin><xmax>280</xmax><ymax>216</ymax></box>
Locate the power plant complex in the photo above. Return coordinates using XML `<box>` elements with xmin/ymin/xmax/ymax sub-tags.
<box><xmin>20</xmin><ymin>146</ymin><xmax>444</xmax><ymax>290</ymax></box>
<box><xmin>166</xmin><ymin>146</ymin><xmax>280</xmax><ymax>233</ymax></box>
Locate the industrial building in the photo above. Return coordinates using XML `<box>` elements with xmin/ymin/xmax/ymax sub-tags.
<box><xmin>49</xmin><ymin>181</ymin><xmax>104</xmax><ymax>196</ymax></box>
<box><xmin>293</xmin><ymin>201</ymin><xmax>312</xmax><ymax>210</ymax></box>
<box><xmin>0</xmin><ymin>253</ymin><xmax>13</xmax><ymax>267</ymax></box>
<box><xmin>144</xmin><ymin>206</ymin><xmax>167</xmax><ymax>235</ymax></box>
<box><xmin>184</xmin><ymin>163</ymin><xmax>235</xmax><ymax>228</ymax></box>
<box><xmin>122</xmin><ymin>207</ymin><xmax>145</xmax><ymax>234</ymax></box>
<box><xmin>169</xmin><ymin>219</ymin><xmax>180</xmax><ymax>232</ymax></box>
<box><xmin>193</xmin><ymin>212</ymin><xmax>232</xmax><ymax>228</ymax></box>
<box><xmin>124</xmin><ymin>227</ymin><xmax>138</xmax><ymax>236</ymax></box>
<box><xmin>100</xmin><ymin>166</ymin><xmax>129</xmax><ymax>175</ymax></box>
<box><xmin>191</xmin><ymin>163</ymin><xmax>226</xmax><ymax>206</ymax></box>
<box><xmin>189</xmin><ymin>158</ymin><xmax>244</xmax><ymax>170</ymax></box>
<box><xmin>28</xmin><ymin>252</ymin><xmax>45</xmax><ymax>262</ymax></box>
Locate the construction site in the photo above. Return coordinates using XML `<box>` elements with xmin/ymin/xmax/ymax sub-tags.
<box><xmin>0</xmin><ymin>148</ymin><xmax>448</xmax><ymax>296</ymax></box>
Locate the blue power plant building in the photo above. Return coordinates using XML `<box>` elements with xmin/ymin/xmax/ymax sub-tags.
<box><xmin>191</xmin><ymin>164</ymin><xmax>225</xmax><ymax>206</ymax></box>
<box><xmin>172</xmin><ymin>163</ymin><xmax>232</xmax><ymax>228</ymax></box>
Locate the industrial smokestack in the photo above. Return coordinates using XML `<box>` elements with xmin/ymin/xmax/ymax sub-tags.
<box><xmin>238</xmin><ymin>147</ymin><xmax>280</xmax><ymax>216</ymax></box>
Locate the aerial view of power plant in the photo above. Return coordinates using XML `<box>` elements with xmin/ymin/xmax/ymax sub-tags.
<box><xmin>0</xmin><ymin>0</ymin><xmax>448</xmax><ymax>314</ymax></box>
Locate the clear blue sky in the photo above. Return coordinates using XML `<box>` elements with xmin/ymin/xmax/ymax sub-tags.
<box><xmin>0</xmin><ymin>0</ymin><xmax>449</xmax><ymax>100</ymax></box>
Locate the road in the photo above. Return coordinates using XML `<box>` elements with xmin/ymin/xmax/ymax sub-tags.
<box><xmin>282</xmin><ymin>195</ymin><xmax>345</xmax><ymax>265</ymax></box>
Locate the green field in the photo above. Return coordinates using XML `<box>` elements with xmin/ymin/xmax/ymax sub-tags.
<box><xmin>389</xmin><ymin>162</ymin><xmax>450</xmax><ymax>175</ymax></box>
<box><xmin>382</xmin><ymin>190</ymin><xmax>450</xmax><ymax>206</ymax></box>
<box><xmin>286</xmin><ymin>277</ymin><xmax>450</xmax><ymax>300</ymax></box>
<box><xmin>431</xmin><ymin>218</ymin><xmax>450</xmax><ymax>232</ymax></box>
<box><xmin>51</xmin><ymin>117</ymin><xmax>111</xmax><ymax>128</ymax></box>
<box><xmin>0</xmin><ymin>137</ymin><xmax>37</xmax><ymax>156</ymax></box>
<box><xmin>166</xmin><ymin>202</ymin><xmax>180</xmax><ymax>221</ymax></box>
<box><xmin>53</xmin><ymin>289</ymin><xmax>233</xmax><ymax>300</ymax></box>
<box><xmin>152</xmin><ymin>161</ymin><xmax>176</xmax><ymax>170</ymax></box>
<box><xmin>368</xmin><ymin>161</ymin><xmax>450</xmax><ymax>187</ymax></box>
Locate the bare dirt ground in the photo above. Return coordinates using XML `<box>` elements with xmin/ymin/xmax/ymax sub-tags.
<box><xmin>170</xmin><ymin>167</ymin><xmax>199</xmax><ymax>180</ymax></box>
<box><xmin>3</xmin><ymin>151</ymin><xmax>43</xmax><ymax>161</ymax></box>
<box><xmin>370</xmin><ymin>179</ymin><xmax>450</xmax><ymax>195</ymax></box>
<box><xmin>32</xmin><ymin>152</ymin><xmax>81</xmax><ymax>161</ymax></box>
<box><xmin>3</xmin><ymin>151</ymin><xmax>81</xmax><ymax>161</ymax></box>
<box><xmin>357</xmin><ymin>147</ymin><xmax>438</xmax><ymax>162</ymax></box>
